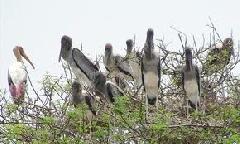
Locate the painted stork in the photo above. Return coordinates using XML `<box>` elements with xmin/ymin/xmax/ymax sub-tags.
<box><xmin>204</xmin><ymin>38</ymin><xmax>234</xmax><ymax>75</ymax></box>
<box><xmin>93</xmin><ymin>71</ymin><xmax>124</xmax><ymax>103</ymax></box>
<box><xmin>104</xmin><ymin>43</ymin><xmax>134</xmax><ymax>89</ymax></box>
<box><xmin>125</xmin><ymin>39</ymin><xmax>142</xmax><ymax>91</ymax></box>
<box><xmin>58</xmin><ymin>35</ymin><xmax>99</xmax><ymax>87</ymax></box>
<box><xmin>141</xmin><ymin>28</ymin><xmax>161</xmax><ymax>106</ymax></box>
<box><xmin>8</xmin><ymin>46</ymin><xmax>35</xmax><ymax>104</ymax></box>
<box><xmin>72</xmin><ymin>80</ymin><xmax>97</xmax><ymax>118</ymax></box>
<box><xmin>182</xmin><ymin>48</ymin><xmax>201</xmax><ymax>115</ymax></box>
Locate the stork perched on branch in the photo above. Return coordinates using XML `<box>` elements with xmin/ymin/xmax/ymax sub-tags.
<box><xmin>141</xmin><ymin>28</ymin><xmax>161</xmax><ymax>121</ymax></box>
<box><xmin>93</xmin><ymin>72</ymin><xmax>124</xmax><ymax>103</ymax></box>
<box><xmin>72</xmin><ymin>80</ymin><xmax>97</xmax><ymax>119</ymax></box>
<box><xmin>58</xmin><ymin>35</ymin><xmax>99</xmax><ymax>87</ymax></box>
<box><xmin>182</xmin><ymin>48</ymin><xmax>201</xmax><ymax>116</ymax></box>
<box><xmin>104</xmin><ymin>43</ymin><xmax>134</xmax><ymax>89</ymax></box>
<box><xmin>204</xmin><ymin>38</ymin><xmax>234</xmax><ymax>75</ymax></box>
<box><xmin>8</xmin><ymin>46</ymin><xmax>35</xmax><ymax>104</ymax></box>
<box><xmin>125</xmin><ymin>39</ymin><xmax>142</xmax><ymax>91</ymax></box>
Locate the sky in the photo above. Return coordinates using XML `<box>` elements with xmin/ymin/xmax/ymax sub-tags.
<box><xmin>1</xmin><ymin>0</ymin><xmax>240</xmax><ymax>96</ymax></box>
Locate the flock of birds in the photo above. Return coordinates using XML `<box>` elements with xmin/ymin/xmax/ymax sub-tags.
<box><xmin>7</xmin><ymin>28</ymin><xmax>234</xmax><ymax>119</ymax></box>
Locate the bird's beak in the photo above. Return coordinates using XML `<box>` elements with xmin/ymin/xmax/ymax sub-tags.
<box><xmin>58</xmin><ymin>48</ymin><xmax>62</xmax><ymax>62</ymax></box>
<box><xmin>18</xmin><ymin>47</ymin><xmax>35</xmax><ymax>69</ymax></box>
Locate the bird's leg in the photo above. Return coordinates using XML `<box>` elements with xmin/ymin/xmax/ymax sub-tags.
<box><xmin>187</xmin><ymin>101</ymin><xmax>189</xmax><ymax>119</ymax></box>
<box><xmin>89</xmin><ymin>120</ymin><xmax>92</xmax><ymax>143</ymax></box>
<box><xmin>155</xmin><ymin>94</ymin><xmax>159</xmax><ymax>112</ymax></box>
<box><xmin>145</xmin><ymin>94</ymin><xmax>149</xmax><ymax>123</ymax></box>
<box><xmin>196</xmin><ymin>102</ymin><xmax>198</xmax><ymax>112</ymax></box>
<box><xmin>203</xmin><ymin>95</ymin><xmax>206</xmax><ymax>115</ymax></box>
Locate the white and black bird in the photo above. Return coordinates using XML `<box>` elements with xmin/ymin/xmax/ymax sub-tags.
<box><xmin>141</xmin><ymin>28</ymin><xmax>161</xmax><ymax>106</ymax></box>
<box><xmin>8</xmin><ymin>46</ymin><xmax>35</xmax><ymax>104</ymax></box>
<box><xmin>93</xmin><ymin>71</ymin><xmax>124</xmax><ymax>103</ymax></box>
<box><xmin>125</xmin><ymin>39</ymin><xmax>142</xmax><ymax>90</ymax></box>
<box><xmin>58</xmin><ymin>35</ymin><xmax>99</xmax><ymax>87</ymax></box>
<box><xmin>204</xmin><ymin>38</ymin><xmax>234</xmax><ymax>75</ymax></box>
<box><xmin>182</xmin><ymin>48</ymin><xmax>201</xmax><ymax>114</ymax></box>
<box><xmin>104</xmin><ymin>43</ymin><xmax>134</xmax><ymax>89</ymax></box>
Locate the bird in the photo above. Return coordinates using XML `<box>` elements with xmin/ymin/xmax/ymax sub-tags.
<box><xmin>204</xmin><ymin>38</ymin><xmax>234</xmax><ymax>75</ymax></box>
<box><xmin>104</xmin><ymin>43</ymin><xmax>134</xmax><ymax>89</ymax></box>
<box><xmin>8</xmin><ymin>46</ymin><xmax>35</xmax><ymax>104</ymax></box>
<box><xmin>125</xmin><ymin>39</ymin><xmax>142</xmax><ymax>91</ymax></box>
<box><xmin>93</xmin><ymin>71</ymin><xmax>124</xmax><ymax>103</ymax></box>
<box><xmin>141</xmin><ymin>28</ymin><xmax>161</xmax><ymax>121</ymax></box>
<box><xmin>141</xmin><ymin>28</ymin><xmax>161</xmax><ymax>106</ymax></box>
<box><xmin>72</xmin><ymin>80</ymin><xmax>97</xmax><ymax>119</ymax></box>
<box><xmin>182</xmin><ymin>47</ymin><xmax>201</xmax><ymax>115</ymax></box>
<box><xmin>58</xmin><ymin>35</ymin><xmax>99</xmax><ymax>87</ymax></box>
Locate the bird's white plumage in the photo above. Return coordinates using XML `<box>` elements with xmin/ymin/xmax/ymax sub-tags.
<box><xmin>8</xmin><ymin>61</ymin><xmax>27</xmax><ymax>84</ymax></box>
<box><xmin>184</xmin><ymin>79</ymin><xmax>200</xmax><ymax>105</ymax></box>
<box><xmin>144</xmin><ymin>71</ymin><xmax>158</xmax><ymax>99</ymax></box>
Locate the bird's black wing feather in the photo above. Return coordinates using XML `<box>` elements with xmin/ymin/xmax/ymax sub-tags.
<box><xmin>8</xmin><ymin>71</ymin><xmax>14</xmax><ymax>86</ymax></box>
<box><xmin>85</xmin><ymin>96</ymin><xmax>97</xmax><ymax>115</ymax></box>
<box><xmin>195</xmin><ymin>66</ymin><xmax>201</xmax><ymax>95</ymax></box>
<box><xmin>157</xmin><ymin>56</ymin><xmax>161</xmax><ymax>88</ymax></box>
<box><xmin>106</xmin><ymin>82</ymin><xmax>124</xmax><ymax>103</ymax></box>
<box><xmin>115</xmin><ymin>55</ymin><xmax>134</xmax><ymax>80</ymax></box>
<box><xmin>181</xmin><ymin>68</ymin><xmax>185</xmax><ymax>91</ymax></box>
<box><xmin>72</xmin><ymin>48</ymin><xmax>99</xmax><ymax>81</ymax></box>
<box><xmin>141</xmin><ymin>56</ymin><xmax>145</xmax><ymax>91</ymax></box>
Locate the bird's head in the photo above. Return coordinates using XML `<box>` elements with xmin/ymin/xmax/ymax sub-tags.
<box><xmin>144</xmin><ymin>28</ymin><xmax>154</xmax><ymax>58</ymax></box>
<box><xmin>126</xmin><ymin>39</ymin><xmax>134</xmax><ymax>53</ymax></box>
<box><xmin>13</xmin><ymin>46</ymin><xmax>35</xmax><ymax>69</ymax></box>
<box><xmin>93</xmin><ymin>72</ymin><xmax>106</xmax><ymax>96</ymax></box>
<box><xmin>58</xmin><ymin>35</ymin><xmax>72</xmax><ymax>62</ymax></box>
<box><xmin>72</xmin><ymin>80</ymin><xmax>82</xmax><ymax>96</ymax></box>
<box><xmin>223</xmin><ymin>38</ymin><xmax>233</xmax><ymax>48</ymax></box>
<box><xmin>146</xmin><ymin>28</ymin><xmax>154</xmax><ymax>45</ymax></box>
<box><xmin>105</xmin><ymin>43</ymin><xmax>113</xmax><ymax>57</ymax></box>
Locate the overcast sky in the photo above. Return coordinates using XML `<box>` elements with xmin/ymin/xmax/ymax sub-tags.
<box><xmin>1</xmin><ymin>0</ymin><xmax>240</xmax><ymax>96</ymax></box>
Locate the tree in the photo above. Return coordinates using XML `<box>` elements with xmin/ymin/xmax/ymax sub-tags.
<box><xmin>0</xmin><ymin>23</ymin><xmax>239</xmax><ymax>143</ymax></box>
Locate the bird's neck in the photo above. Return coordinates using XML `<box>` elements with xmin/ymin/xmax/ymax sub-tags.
<box><xmin>186</xmin><ymin>60</ymin><xmax>193</xmax><ymax>71</ymax></box>
<box><xmin>145</xmin><ymin>48</ymin><xmax>153</xmax><ymax>59</ymax></box>
<box><xmin>16</xmin><ymin>56</ymin><xmax>23</xmax><ymax>62</ymax></box>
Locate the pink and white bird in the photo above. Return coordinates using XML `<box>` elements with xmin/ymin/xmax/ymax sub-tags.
<box><xmin>8</xmin><ymin>46</ymin><xmax>35</xmax><ymax>104</ymax></box>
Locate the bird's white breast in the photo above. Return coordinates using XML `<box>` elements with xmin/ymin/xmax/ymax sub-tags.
<box><xmin>144</xmin><ymin>72</ymin><xmax>159</xmax><ymax>96</ymax></box>
<box><xmin>8</xmin><ymin>62</ymin><xmax>27</xmax><ymax>84</ymax></box>
<box><xmin>184</xmin><ymin>79</ymin><xmax>200</xmax><ymax>104</ymax></box>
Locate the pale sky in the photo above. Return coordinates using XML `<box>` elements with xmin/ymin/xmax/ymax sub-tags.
<box><xmin>1</xmin><ymin>0</ymin><xmax>240</xmax><ymax>95</ymax></box>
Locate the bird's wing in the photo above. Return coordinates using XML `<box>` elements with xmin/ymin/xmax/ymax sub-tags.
<box><xmin>115</xmin><ymin>55</ymin><xmax>134</xmax><ymax>80</ymax></box>
<box><xmin>195</xmin><ymin>66</ymin><xmax>201</xmax><ymax>95</ymax></box>
<box><xmin>8</xmin><ymin>71</ymin><xmax>14</xmax><ymax>86</ymax></box>
<box><xmin>141</xmin><ymin>56</ymin><xmax>145</xmax><ymax>91</ymax></box>
<box><xmin>72</xmin><ymin>48</ymin><xmax>99</xmax><ymax>81</ymax></box>
<box><xmin>105</xmin><ymin>81</ymin><xmax>124</xmax><ymax>103</ymax></box>
<box><xmin>85</xmin><ymin>96</ymin><xmax>97</xmax><ymax>115</ymax></box>
<box><xmin>181</xmin><ymin>68</ymin><xmax>185</xmax><ymax>91</ymax></box>
<box><xmin>157</xmin><ymin>56</ymin><xmax>161</xmax><ymax>88</ymax></box>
